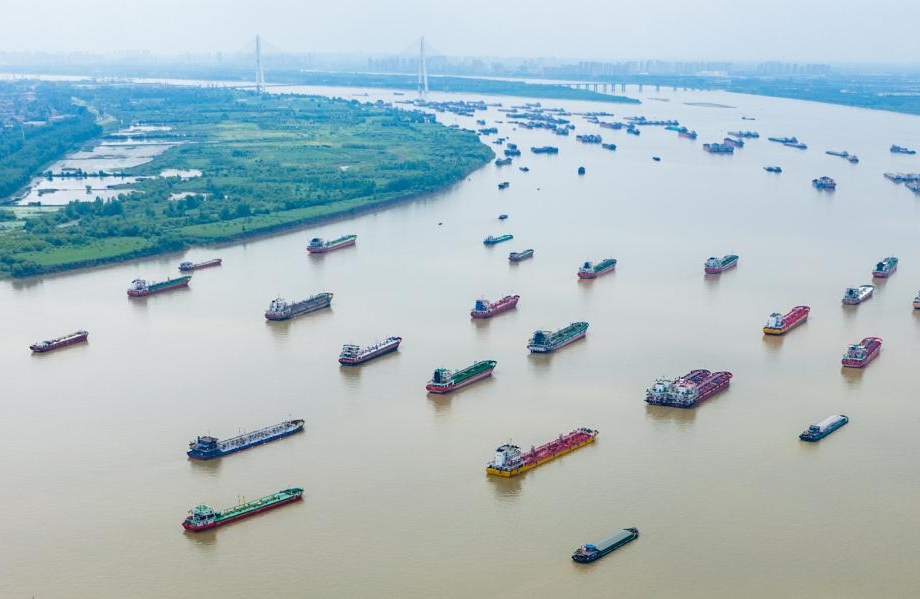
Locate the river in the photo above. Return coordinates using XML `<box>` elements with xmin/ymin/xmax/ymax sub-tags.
<box><xmin>2</xmin><ymin>82</ymin><xmax>920</xmax><ymax>598</ymax></box>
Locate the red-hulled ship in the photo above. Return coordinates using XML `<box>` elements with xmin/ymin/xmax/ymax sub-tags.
<box><xmin>486</xmin><ymin>427</ymin><xmax>599</xmax><ymax>477</ymax></box>
<box><xmin>841</xmin><ymin>337</ymin><xmax>882</xmax><ymax>368</ymax></box>
<box><xmin>30</xmin><ymin>330</ymin><xmax>89</xmax><ymax>353</ymax></box>
<box><xmin>645</xmin><ymin>370</ymin><xmax>732</xmax><ymax>408</ymax></box>
<box><xmin>470</xmin><ymin>295</ymin><xmax>520</xmax><ymax>319</ymax></box>
<box><xmin>762</xmin><ymin>305</ymin><xmax>810</xmax><ymax>335</ymax></box>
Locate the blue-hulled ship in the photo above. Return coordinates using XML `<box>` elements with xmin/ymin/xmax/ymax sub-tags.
<box><xmin>187</xmin><ymin>419</ymin><xmax>305</xmax><ymax>460</ymax></box>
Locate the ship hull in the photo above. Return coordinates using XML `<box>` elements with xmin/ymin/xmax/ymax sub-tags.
<box><xmin>307</xmin><ymin>239</ymin><xmax>356</xmax><ymax>254</ymax></box>
<box><xmin>528</xmin><ymin>331</ymin><xmax>587</xmax><ymax>353</ymax></box>
<box><xmin>470</xmin><ymin>297</ymin><xmax>519</xmax><ymax>319</ymax></box>
<box><xmin>127</xmin><ymin>279</ymin><xmax>190</xmax><ymax>297</ymax></box>
<box><xmin>486</xmin><ymin>435</ymin><xmax>597</xmax><ymax>477</ymax></box>
<box><xmin>913</xmin><ymin>300</ymin><xmax>920</xmax><ymax>310</ymax></box>
<box><xmin>841</xmin><ymin>347</ymin><xmax>881</xmax><ymax>368</ymax></box>
<box><xmin>187</xmin><ymin>424</ymin><xmax>305</xmax><ymax>460</ymax></box>
<box><xmin>30</xmin><ymin>332</ymin><xmax>89</xmax><ymax>353</ymax></box>
<box><xmin>182</xmin><ymin>494</ymin><xmax>302</xmax><ymax>531</ymax></box>
<box><xmin>426</xmin><ymin>367</ymin><xmax>495</xmax><ymax>394</ymax></box>
<box><xmin>338</xmin><ymin>341</ymin><xmax>401</xmax><ymax>365</ymax></box>
<box><xmin>872</xmin><ymin>266</ymin><xmax>897</xmax><ymax>278</ymax></box>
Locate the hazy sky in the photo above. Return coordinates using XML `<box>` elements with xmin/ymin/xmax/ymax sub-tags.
<box><xmin>4</xmin><ymin>0</ymin><xmax>919</xmax><ymax>63</ymax></box>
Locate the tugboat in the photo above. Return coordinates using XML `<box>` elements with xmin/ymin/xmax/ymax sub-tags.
<box><xmin>483</xmin><ymin>234</ymin><xmax>513</xmax><ymax>245</ymax></box>
<box><xmin>265</xmin><ymin>293</ymin><xmax>333</xmax><ymax>320</ymax></box>
<box><xmin>338</xmin><ymin>336</ymin><xmax>402</xmax><ymax>365</ymax></box>
<box><xmin>127</xmin><ymin>276</ymin><xmax>191</xmax><ymax>297</ymax></box>
<box><xmin>527</xmin><ymin>322</ymin><xmax>589</xmax><ymax>353</ymax></box>
<box><xmin>470</xmin><ymin>295</ymin><xmax>520</xmax><ymax>319</ymax></box>
<box><xmin>182</xmin><ymin>487</ymin><xmax>304</xmax><ymax>532</ymax></box>
<box><xmin>764</xmin><ymin>166</ymin><xmax>783</xmax><ymax>173</ymax></box>
<box><xmin>307</xmin><ymin>234</ymin><xmax>357</xmax><ymax>253</ymax></box>
<box><xmin>799</xmin><ymin>415</ymin><xmax>848</xmax><ymax>442</ymax></box>
<box><xmin>762</xmin><ymin>305</ymin><xmax>810</xmax><ymax>335</ymax></box>
<box><xmin>812</xmin><ymin>176</ymin><xmax>836</xmax><ymax>190</ymax></box>
<box><xmin>577</xmin><ymin>258</ymin><xmax>617</xmax><ymax>279</ymax></box>
<box><xmin>704</xmin><ymin>255</ymin><xmax>739</xmax><ymax>274</ymax></box>
<box><xmin>509</xmin><ymin>249</ymin><xmax>534</xmax><ymax>262</ymax></box>
<box><xmin>872</xmin><ymin>256</ymin><xmax>898</xmax><ymax>278</ymax></box>
<box><xmin>841</xmin><ymin>285</ymin><xmax>874</xmax><ymax>305</ymax></box>
<box><xmin>179</xmin><ymin>258</ymin><xmax>222</xmax><ymax>271</ymax></box>
<box><xmin>426</xmin><ymin>360</ymin><xmax>497</xmax><ymax>393</ymax></box>
<box><xmin>572</xmin><ymin>528</ymin><xmax>640</xmax><ymax>563</ymax></box>
<box><xmin>645</xmin><ymin>370</ymin><xmax>733</xmax><ymax>408</ymax></box>
<box><xmin>841</xmin><ymin>337</ymin><xmax>882</xmax><ymax>368</ymax></box>
<box><xmin>187</xmin><ymin>419</ymin><xmax>305</xmax><ymax>460</ymax></box>
<box><xmin>30</xmin><ymin>330</ymin><xmax>89</xmax><ymax>353</ymax></box>
<box><xmin>486</xmin><ymin>427</ymin><xmax>598</xmax><ymax>477</ymax></box>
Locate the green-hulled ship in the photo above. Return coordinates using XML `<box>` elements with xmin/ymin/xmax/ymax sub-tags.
<box><xmin>182</xmin><ymin>487</ymin><xmax>303</xmax><ymax>532</ymax></box>
<box><xmin>426</xmin><ymin>360</ymin><xmax>497</xmax><ymax>394</ymax></box>
<box><xmin>527</xmin><ymin>322</ymin><xmax>589</xmax><ymax>353</ymax></box>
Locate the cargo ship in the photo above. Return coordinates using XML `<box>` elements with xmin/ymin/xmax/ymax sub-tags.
<box><xmin>426</xmin><ymin>360</ymin><xmax>496</xmax><ymax>393</ymax></box>
<box><xmin>577</xmin><ymin>258</ymin><xmax>617</xmax><ymax>279</ymax></box>
<box><xmin>872</xmin><ymin>256</ymin><xmax>898</xmax><ymax>278</ymax></box>
<box><xmin>495</xmin><ymin>157</ymin><xmax>512</xmax><ymax>166</ymax></box>
<box><xmin>764</xmin><ymin>165</ymin><xmax>783</xmax><ymax>173</ymax></box>
<box><xmin>704</xmin><ymin>254</ymin><xmax>739</xmax><ymax>274</ymax></box>
<box><xmin>572</xmin><ymin>528</ymin><xmax>640</xmax><ymax>563</ymax></box>
<box><xmin>812</xmin><ymin>176</ymin><xmax>836</xmax><ymax>190</ymax></box>
<box><xmin>484</xmin><ymin>234</ymin><xmax>513</xmax><ymax>245</ymax></box>
<box><xmin>127</xmin><ymin>276</ymin><xmax>191</xmax><ymax>297</ymax></box>
<box><xmin>891</xmin><ymin>145</ymin><xmax>917</xmax><ymax>155</ymax></box>
<box><xmin>339</xmin><ymin>336</ymin><xmax>402</xmax><ymax>365</ymax></box>
<box><xmin>841</xmin><ymin>336</ymin><xmax>882</xmax><ymax>368</ymax></box>
<box><xmin>30</xmin><ymin>330</ymin><xmax>89</xmax><ymax>353</ymax></box>
<box><xmin>842</xmin><ymin>285</ymin><xmax>873</xmax><ymax>305</ymax></box>
<box><xmin>498</xmin><ymin>181</ymin><xmax>510</xmax><ymax>189</ymax></box>
<box><xmin>265</xmin><ymin>293</ymin><xmax>333</xmax><ymax>320</ymax></box>
<box><xmin>531</xmin><ymin>146</ymin><xmax>559</xmax><ymax>154</ymax></box>
<box><xmin>470</xmin><ymin>295</ymin><xmax>520</xmax><ymax>319</ymax></box>
<box><xmin>306</xmin><ymin>234</ymin><xmax>357</xmax><ymax>253</ymax></box>
<box><xmin>799</xmin><ymin>414</ymin><xmax>848</xmax><ymax>442</ymax></box>
<box><xmin>182</xmin><ymin>487</ymin><xmax>303</xmax><ymax>532</ymax></box>
<box><xmin>703</xmin><ymin>142</ymin><xmax>734</xmax><ymax>154</ymax></box>
<box><xmin>179</xmin><ymin>258</ymin><xmax>222</xmax><ymax>272</ymax></box>
<box><xmin>601</xmin><ymin>143</ymin><xmax>617</xmax><ymax>150</ymax></box>
<box><xmin>187</xmin><ymin>419</ymin><xmax>305</xmax><ymax>460</ymax></box>
<box><xmin>762</xmin><ymin>305</ymin><xmax>810</xmax><ymax>335</ymax></box>
<box><xmin>768</xmin><ymin>136</ymin><xmax>798</xmax><ymax>144</ymax></box>
<box><xmin>527</xmin><ymin>321</ymin><xmax>589</xmax><ymax>353</ymax></box>
<box><xmin>645</xmin><ymin>370</ymin><xmax>733</xmax><ymax>408</ymax></box>
<box><xmin>509</xmin><ymin>249</ymin><xmax>534</xmax><ymax>262</ymax></box>
<box><xmin>486</xmin><ymin>427</ymin><xmax>598</xmax><ymax>477</ymax></box>
<box><xmin>728</xmin><ymin>131</ymin><xmax>759</xmax><ymax>138</ymax></box>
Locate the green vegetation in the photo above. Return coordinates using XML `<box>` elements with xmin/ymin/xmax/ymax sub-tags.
<box><xmin>0</xmin><ymin>84</ymin><xmax>492</xmax><ymax>277</ymax></box>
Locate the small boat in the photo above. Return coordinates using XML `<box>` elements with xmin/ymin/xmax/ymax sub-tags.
<box><xmin>577</xmin><ymin>258</ymin><xmax>617</xmax><ymax>279</ymax></box>
<box><xmin>483</xmin><ymin>234</ymin><xmax>513</xmax><ymax>245</ymax></box>
<box><xmin>498</xmin><ymin>214</ymin><xmax>508</xmax><ymax>220</ymax></box>
<box><xmin>470</xmin><ymin>295</ymin><xmax>520</xmax><ymax>319</ymax></box>
<box><xmin>704</xmin><ymin>255</ymin><xmax>738</xmax><ymax>274</ymax></box>
<box><xmin>498</xmin><ymin>181</ymin><xmax>510</xmax><ymax>190</ymax></box>
<box><xmin>30</xmin><ymin>330</ymin><xmax>89</xmax><ymax>353</ymax></box>
<box><xmin>872</xmin><ymin>256</ymin><xmax>898</xmax><ymax>278</ymax></box>
<box><xmin>841</xmin><ymin>336</ymin><xmax>882</xmax><ymax>368</ymax></box>
<box><xmin>652</xmin><ymin>156</ymin><xmax>661</xmax><ymax>161</ymax></box>
<box><xmin>762</xmin><ymin>305</ymin><xmax>810</xmax><ymax>335</ymax></box>
<box><xmin>577</xmin><ymin>166</ymin><xmax>586</xmax><ymax>175</ymax></box>
<box><xmin>572</xmin><ymin>528</ymin><xmax>640</xmax><ymax>563</ymax></box>
<box><xmin>764</xmin><ymin>166</ymin><xmax>782</xmax><ymax>173</ymax></box>
<box><xmin>509</xmin><ymin>249</ymin><xmax>534</xmax><ymax>262</ymax></box>
<box><xmin>799</xmin><ymin>415</ymin><xmax>848</xmax><ymax>442</ymax></box>
<box><xmin>913</xmin><ymin>291</ymin><xmax>920</xmax><ymax>309</ymax></box>
<box><xmin>812</xmin><ymin>176</ymin><xmax>836</xmax><ymax>190</ymax></box>
<box><xmin>601</xmin><ymin>143</ymin><xmax>617</xmax><ymax>151</ymax></box>
<box><xmin>841</xmin><ymin>284</ymin><xmax>874</xmax><ymax>305</ymax></box>
<box><xmin>519</xmin><ymin>166</ymin><xmax>530</xmax><ymax>172</ymax></box>
<box><xmin>179</xmin><ymin>258</ymin><xmax>222</xmax><ymax>271</ymax></box>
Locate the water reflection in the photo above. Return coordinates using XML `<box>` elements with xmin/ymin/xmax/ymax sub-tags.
<box><xmin>426</xmin><ymin>394</ymin><xmax>453</xmax><ymax>417</ymax></box>
<box><xmin>10</xmin><ymin>277</ymin><xmax>43</xmax><ymax>290</ymax></box>
<box><xmin>761</xmin><ymin>333</ymin><xmax>785</xmax><ymax>353</ymax></box>
<box><xmin>487</xmin><ymin>473</ymin><xmax>523</xmax><ymax>501</ymax></box>
<box><xmin>644</xmin><ymin>404</ymin><xmax>699</xmax><ymax>424</ymax></box>
<box><xmin>840</xmin><ymin>366</ymin><xmax>865</xmax><ymax>387</ymax></box>
<box><xmin>187</xmin><ymin>456</ymin><xmax>223</xmax><ymax>477</ymax></box>
<box><xmin>840</xmin><ymin>304</ymin><xmax>859</xmax><ymax>320</ymax></box>
<box><xmin>183</xmin><ymin>529</ymin><xmax>218</xmax><ymax>548</ymax></box>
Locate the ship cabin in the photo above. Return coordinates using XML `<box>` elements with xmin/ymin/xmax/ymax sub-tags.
<box><xmin>266</xmin><ymin>298</ymin><xmax>289</xmax><ymax>313</ymax></box>
<box><xmin>129</xmin><ymin>279</ymin><xmax>149</xmax><ymax>291</ymax></box>
<box><xmin>580</xmin><ymin>262</ymin><xmax>595</xmax><ymax>273</ymax></box>
<box><xmin>670</xmin><ymin>382</ymin><xmax>698</xmax><ymax>405</ymax></box>
<box><xmin>704</xmin><ymin>257</ymin><xmax>720</xmax><ymax>270</ymax></box>
<box><xmin>185</xmin><ymin>504</ymin><xmax>217</xmax><ymax>527</ymax></box>
<box><xmin>179</xmin><ymin>261</ymin><xmax>194</xmax><ymax>270</ymax></box>
<box><xmin>530</xmin><ymin>330</ymin><xmax>549</xmax><ymax>347</ymax></box>
<box><xmin>339</xmin><ymin>344</ymin><xmax>361</xmax><ymax>359</ymax></box>
<box><xmin>765</xmin><ymin>313</ymin><xmax>784</xmax><ymax>328</ymax></box>
<box><xmin>307</xmin><ymin>237</ymin><xmax>326</xmax><ymax>249</ymax></box>
<box><xmin>429</xmin><ymin>368</ymin><xmax>452</xmax><ymax>386</ymax></box>
<box><xmin>188</xmin><ymin>435</ymin><xmax>221</xmax><ymax>459</ymax></box>
<box><xmin>646</xmin><ymin>378</ymin><xmax>671</xmax><ymax>401</ymax></box>
<box><xmin>843</xmin><ymin>344</ymin><xmax>868</xmax><ymax>362</ymax></box>
<box><xmin>489</xmin><ymin>443</ymin><xmax>524</xmax><ymax>471</ymax></box>
<box><xmin>474</xmin><ymin>299</ymin><xmax>491</xmax><ymax>312</ymax></box>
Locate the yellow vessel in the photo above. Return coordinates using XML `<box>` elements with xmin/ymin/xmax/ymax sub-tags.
<box><xmin>485</xmin><ymin>428</ymin><xmax>598</xmax><ymax>477</ymax></box>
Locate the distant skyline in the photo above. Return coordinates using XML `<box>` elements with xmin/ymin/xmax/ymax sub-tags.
<box><xmin>4</xmin><ymin>0</ymin><xmax>920</xmax><ymax>64</ymax></box>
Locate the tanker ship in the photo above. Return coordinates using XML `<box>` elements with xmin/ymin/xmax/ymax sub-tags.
<box><xmin>527</xmin><ymin>321</ymin><xmax>589</xmax><ymax>353</ymax></box>
<box><xmin>179</xmin><ymin>258</ymin><xmax>222</xmax><ymax>271</ymax></box>
<box><xmin>30</xmin><ymin>330</ymin><xmax>89</xmax><ymax>353</ymax></box>
<box><xmin>127</xmin><ymin>276</ymin><xmax>191</xmax><ymax>297</ymax></box>
<box><xmin>486</xmin><ymin>427</ymin><xmax>598</xmax><ymax>477</ymax></box>
<box><xmin>470</xmin><ymin>295</ymin><xmax>520</xmax><ymax>318</ymax></box>
<box><xmin>426</xmin><ymin>360</ymin><xmax>497</xmax><ymax>393</ymax></box>
<box><xmin>872</xmin><ymin>256</ymin><xmax>898</xmax><ymax>278</ymax></box>
<box><xmin>841</xmin><ymin>337</ymin><xmax>882</xmax><ymax>368</ymax></box>
<box><xmin>338</xmin><ymin>336</ymin><xmax>402</xmax><ymax>365</ymax></box>
<box><xmin>645</xmin><ymin>370</ymin><xmax>733</xmax><ymax>408</ymax></box>
<box><xmin>307</xmin><ymin>234</ymin><xmax>357</xmax><ymax>253</ymax></box>
<box><xmin>182</xmin><ymin>487</ymin><xmax>303</xmax><ymax>532</ymax></box>
<box><xmin>264</xmin><ymin>293</ymin><xmax>333</xmax><ymax>320</ymax></box>
<box><xmin>187</xmin><ymin>419</ymin><xmax>305</xmax><ymax>460</ymax></box>
<box><xmin>577</xmin><ymin>258</ymin><xmax>617</xmax><ymax>279</ymax></box>
<box><xmin>762</xmin><ymin>305</ymin><xmax>810</xmax><ymax>335</ymax></box>
<box><xmin>704</xmin><ymin>255</ymin><xmax>738</xmax><ymax>274</ymax></box>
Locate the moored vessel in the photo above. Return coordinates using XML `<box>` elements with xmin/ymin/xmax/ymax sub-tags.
<box><xmin>426</xmin><ymin>360</ymin><xmax>497</xmax><ymax>393</ymax></box>
<box><xmin>307</xmin><ymin>234</ymin><xmax>357</xmax><ymax>253</ymax></box>
<box><xmin>127</xmin><ymin>276</ymin><xmax>191</xmax><ymax>297</ymax></box>
<box><xmin>764</xmin><ymin>165</ymin><xmax>782</xmax><ymax>173</ymax></box>
<box><xmin>182</xmin><ymin>487</ymin><xmax>303</xmax><ymax>532</ymax></box>
<box><xmin>577</xmin><ymin>258</ymin><xmax>617</xmax><ymax>279</ymax></box>
<box><xmin>572</xmin><ymin>528</ymin><xmax>640</xmax><ymax>563</ymax></box>
<box><xmin>30</xmin><ymin>330</ymin><xmax>89</xmax><ymax>353</ymax></box>
<box><xmin>531</xmin><ymin>146</ymin><xmax>559</xmax><ymax>154</ymax></box>
<box><xmin>470</xmin><ymin>295</ymin><xmax>520</xmax><ymax>319</ymax></box>
<box><xmin>265</xmin><ymin>293</ymin><xmax>333</xmax><ymax>320</ymax></box>
<box><xmin>762</xmin><ymin>305</ymin><xmax>810</xmax><ymax>335</ymax></box>
<box><xmin>841</xmin><ymin>285</ymin><xmax>873</xmax><ymax>305</ymax></box>
<box><xmin>703</xmin><ymin>142</ymin><xmax>734</xmax><ymax>154</ymax></box>
<box><xmin>527</xmin><ymin>321</ymin><xmax>589</xmax><ymax>353</ymax></box>
<box><xmin>509</xmin><ymin>249</ymin><xmax>534</xmax><ymax>262</ymax></box>
<box><xmin>913</xmin><ymin>291</ymin><xmax>920</xmax><ymax>309</ymax></box>
<box><xmin>704</xmin><ymin>254</ymin><xmax>738</xmax><ymax>274</ymax></box>
<box><xmin>498</xmin><ymin>181</ymin><xmax>510</xmax><ymax>189</ymax></box>
<box><xmin>483</xmin><ymin>234</ymin><xmax>513</xmax><ymax>245</ymax></box>
<box><xmin>799</xmin><ymin>415</ymin><xmax>848</xmax><ymax>442</ymax></box>
<box><xmin>891</xmin><ymin>145</ymin><xmax>917</xmax><ymax>155</ymax></box>
<box><xmin>179</xmin><ymin>258</ymin><xmax>222</xmax><ymax>271</ymax></box>
<box><xmin>645</xmin><ymin>370</ymin><xmax>733</xmax><ymax>408</ymax></box>
<box><xmin>339</xmin><ymin>336</ymin><xmax>402</xmax><ymax>365</ymax></box>
<box><xmin>187</xmin><ymin>419</ymin><xmax>305</xmax><ymax>460</ymax></box>
<box><xmin>841</xmin><ymin>337</ymin><xmax>882</xmax><ymax>368</ymax></box>
<box><xmin>486</xmin><ymin>427</ymin><xmax>598</xmax><ymax>477</ymax></box>
<box><xmin>812</xmin><ymin>176</ymin><xmax>836</xmax><ymax>190</ymax></box>
<box><xmin>872</xmin><ymin>256</ymin><xmax>898</xmax><ymax>278</ymax></box>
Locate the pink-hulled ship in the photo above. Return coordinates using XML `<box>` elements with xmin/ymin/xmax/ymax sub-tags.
<box><xmin>841</xmin><ymin>337</ymin><xmax>882</xmax><ymax>368</ymax></box>
<box><xmin>470</xmin><ymin>295</ymin><xmax>520</xmax><ymax>319</ymax></box>
<box><xmin>645</xmin><ymin>369</ymin><xmax>732</xmax><ymax>408</ymax></box>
